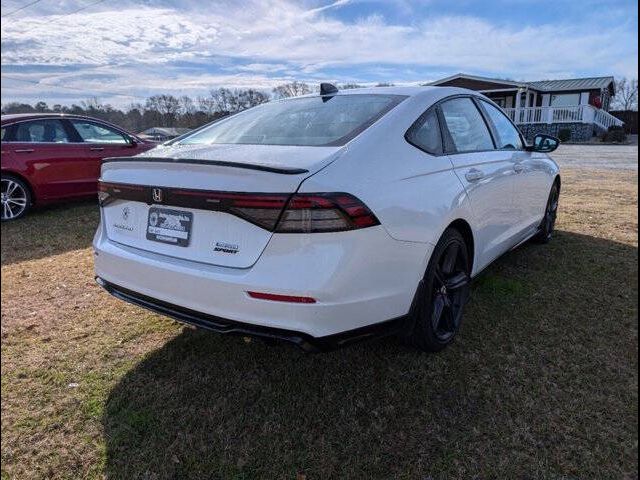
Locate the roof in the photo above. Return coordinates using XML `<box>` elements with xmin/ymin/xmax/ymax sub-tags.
<box><xmin>526</xmin><ymin>76</ymin><xmax>615</xmax><ymax>92</ymax></box>
<box><xmin>1</xmin><ymin>112</ymin><xmax>74</xmax><ymax>122</ymax></box>
<box><xmin>429</xmin><ymin>73</ymin><xmax>525</xmax><ymax>88</ymax></box>
<box><xmin>291</xmin><ymin>85</ymin><xmax>449</xmax><ymax>99</ymax></box>
<box><xmin>429</xmin><ymin>73</ymin><xmax>615</xmax><ymax>93</ymax></box>
<box><xmin>0</xmin><ymin>113</ymin><xmax>141</xmax><ymax>137</ymax></box>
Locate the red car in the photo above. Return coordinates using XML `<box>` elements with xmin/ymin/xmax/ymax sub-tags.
<box><xmin>1</xmin><ymin>113</ymin><xmax>155</xmax><ymax>220</ymax></box>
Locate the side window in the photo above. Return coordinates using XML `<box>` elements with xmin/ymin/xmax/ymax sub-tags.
<box><xmin>440</xmin><ymin>98</ymin><xmax>494</xmax><ymax>153</ymax></box>
<box><xmin>70</xmin><ymin>120</ymin><xmax>128</xmax><ymax>144</ymax></box>
<box><xmin>405</xmin><ymin>108</ymin><xmax>442</xmax><ymax>154</ymax></box>
<box><xmin>14</xmin><ymin>119</ymin><xmax>70</xmax><ymax>143</ymax></box>
<box><xmin>480</xmin><ymin>100</ymin><xmax>523</xmax><ymax>150</ymax></box>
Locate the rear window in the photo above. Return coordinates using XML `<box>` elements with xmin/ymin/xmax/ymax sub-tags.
<box><xmin>177</xmin><ymin>94</ymin><xmax>405</xmax><ymax>147</ymax></box>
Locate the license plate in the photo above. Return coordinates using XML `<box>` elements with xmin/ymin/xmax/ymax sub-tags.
<box><xmin>146</xmin><ymin>207</ymin><xmax>193</xmax><ymax>247</ymax></box>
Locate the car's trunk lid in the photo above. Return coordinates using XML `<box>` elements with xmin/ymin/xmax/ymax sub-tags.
<box><xmin>99</xmin><ymin>144</ymin><xmax>342</xmax><ymax>268</ymax></box>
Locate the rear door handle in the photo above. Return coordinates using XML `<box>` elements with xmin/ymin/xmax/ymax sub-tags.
<box><xmin>14</xmin><ymin>149</ymin><xmax>34</xmax><ymax>153</ymax></box>
<box><xmin>90</xmin><ymin>147</ymin><xmax>105</xmax><ymax>151</ymax></box>
<box><xmin>465</xmin><ymin>169</ymin><xmax>485</xmax><ymax>182</ymax></box>
<box><xmin>514</xmin><ymin>163</ymin><xmax>524</xmax><ymax>173</ymax></box>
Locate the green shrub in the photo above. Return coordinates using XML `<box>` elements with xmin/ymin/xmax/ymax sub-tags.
<box><xmin>557</xmin><ymin>128</ymin><xmax>572</xmax><ymax>142</ymax></box>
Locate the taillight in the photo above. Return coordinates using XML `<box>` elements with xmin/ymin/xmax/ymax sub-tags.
<box><xmin>98</xmin><ymin>181</ymin><xmax>379</xmax><ymax>233</ymax></box>
<box><xmin>98</xmin><ymin>182</ymin><xmax>145</xmax><ymax>206</ymax></box>
<box><xmin>172</xmin><ymin>190</ymin><xmax>290</xmax><ymax>231</ymax></box>
<box><xmin>275</xmin><ymin>193</ymin><xmax>380</xmax><ymax>233</ymax></box>
<box><xmin>172</xmin><ymin>190</ymin><xmax>379</xmax><ymax>233</ymax></box>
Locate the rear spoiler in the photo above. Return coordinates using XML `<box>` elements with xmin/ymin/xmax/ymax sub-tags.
<box><xmin>101</xmin><ymin>157</ymin><xmax>309</xmax><ymax>175</ymax></box>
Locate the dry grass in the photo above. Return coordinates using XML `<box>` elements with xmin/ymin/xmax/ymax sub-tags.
<box><xmin>1</xmin><ymin>168</ymin><xmax>637</xmax><ymax>479</ymax></box>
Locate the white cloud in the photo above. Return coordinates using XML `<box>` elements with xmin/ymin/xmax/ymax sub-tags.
<box><xmin>1</xmin><ymin>0</ymin><xmax>637</xmax><ymax>105</ymax></box>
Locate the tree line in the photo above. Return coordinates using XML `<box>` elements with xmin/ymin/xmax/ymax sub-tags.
<box><xmin>0</xmin><ymin>81</ymin><xmax>394</xmax><ymax>133</ymax></box>
<box><xmin>2</xmin><ymin>78</ymin><xmax>635</xmax><ymax>133</ymax></box>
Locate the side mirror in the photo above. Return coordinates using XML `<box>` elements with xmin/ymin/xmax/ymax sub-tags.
<box><xmin>125</xmin><ymin>135</ymin><xmax>139</xmax><ymax>147</ymax></box>
<box><xmin>528</xmin><ymin>134</ymin><xmax>559</xmax><ymax>153</ymax></box>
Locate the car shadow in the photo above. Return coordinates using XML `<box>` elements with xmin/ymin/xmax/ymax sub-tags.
<box><xmin>101</xmin><ymin>230</ymin><xmax>635</xmax><ymax>477</ymax></box>
<box><xmin>0</xmin><ymin>199</ymin><xmax>99</xmax><ymax>266</ymax></box>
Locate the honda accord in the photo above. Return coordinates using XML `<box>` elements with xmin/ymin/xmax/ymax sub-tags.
<box><xmin>93</xmin><ymin>84</ymin><xmax>560</xmax><ymax>352</ymax></box>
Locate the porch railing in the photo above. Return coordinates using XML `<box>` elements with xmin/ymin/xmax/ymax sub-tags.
<box><xmin>593</xmin><ymin>108</ymin><xmax>624</xmax><ymax>130</ymax></box>
<box><xmin>503</xmin><ymin>105</ymin><xmax>623</xmax><ymax>130</ymax></box>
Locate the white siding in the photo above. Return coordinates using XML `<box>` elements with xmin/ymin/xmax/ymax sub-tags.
<box><xmin>579</xmin><ymin>92</ymin><xmax>590</xmax><ymax>105</ymax></box>
<box><xmin>541</xmin><ymin>93</ymin><xmax>551</xmax><ymax>107</ymax></box>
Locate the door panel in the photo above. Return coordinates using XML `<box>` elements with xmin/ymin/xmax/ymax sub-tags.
<box><xmin>8</xmin><ymin>119</ymin><xmax>96</xmax><ymax>200</ymax></box>
<box><xmin>477</xmin><ymin>99</ymin><xmax>539</xmax><ymax>242</ymax></box>
<box><xmin>9</xmin><ymin>142</ymin><xmax>92</xmax><ymax>200</ymax></box>
<box><xmin>77</xmin><ymin>143</ymin><xmax>136</xmax><ymax>194</ymax></box>
<box><xmin>67</xmin><ymin>119</ymin><xmax>137</xmax><ymax>194</ymax></box>
<box><xmin>514</xmin><ymin>152</ymin><xmax>555</xmax><ymax>232</ymax></box>
<box><xmin>438</xmin><ymin>97</ymin><xmax>520</xmax><ymax>270</ymax></box>
<box><xmin>449</xmin><ymin>152</ymin><xmax>519</xmax><ymax>270</ymax></box>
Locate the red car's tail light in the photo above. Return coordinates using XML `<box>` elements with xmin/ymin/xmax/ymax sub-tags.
<box><xmin>98</xmin><ymin>182</ymin><xmax>380</xmax><ymax>233</ymax></box>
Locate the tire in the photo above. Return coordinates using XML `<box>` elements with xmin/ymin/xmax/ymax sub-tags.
<box><xmin>1</xmin><ymin>175</ymin><xmax>32</xmax><ymax>221</ymax></box>
<box><xmin>532</xmin><ymin>181</ymin><xmax>560</xmax><ymax>244</ymax></box>
<box><xmin>407</xmin><ymin>228</ymin><xmax>471</xmax><ymax>352</ymax></box>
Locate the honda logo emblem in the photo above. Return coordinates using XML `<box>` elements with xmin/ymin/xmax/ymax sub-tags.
<box><xmin>152</xmin><ymin>188</ymin><xmax>163</xmax><ymax>203</ymax></box>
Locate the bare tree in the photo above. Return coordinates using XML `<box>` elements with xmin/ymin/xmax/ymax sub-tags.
<box><xmin>237</xmin><ymin>89</ymin><xmax>269</xmax><ymax>109</ymax></box>
<box><xmin>146</xmin><ymin>94</ymin><xmax>181</xmax><ymax>126</ymax></box>
<box><xmin>612</xmin><ymin>77</ymin><xmax>638</xmax><ymax>111</ymax></box>
<box><xmin>271</xmin><ymin>81</ymin><xmax>312</xmax><ymax>99</ymax></box>
<box><xmin>374</xmin><ymin>82</ymin><xmax>395</xmax><ymax>87</ymax></box>
<box><xmin>340</xmin><ymin>83</ymin><xmax>365</xmax><ymax>89</ymax></box>
<box><xmin>179</xmin><ymin>95</ymin><xmax>196</xmax><ymax>115</ymax></box>
<box><xmin>208</xmin><ymin>88</ymin><xmax>240</xmax><ymax>113</ymax></box>
<box><xmin>197</xmin><ymin>95</ymin><xmax>217</xmax><ymax>116</ymax></box>
<box><xmin>1</xmin><ymin>87</ymin><xmax>271</xmax><ymax>132</ymax></box>
<box><xmin>34</xmin><ymin>101</ymin><xmax>49</xmax><ymax>112</ymax></box>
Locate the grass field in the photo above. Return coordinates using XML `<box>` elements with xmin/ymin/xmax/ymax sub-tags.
<box><xmin>1</xmin><ymin>168</ymin><xmax>638</xmax><ymax>479</ymax></box>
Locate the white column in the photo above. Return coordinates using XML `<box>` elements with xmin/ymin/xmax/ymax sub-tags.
<box><xmin>514</xmin><ymin>89</ymin><xmax>522</xmax><ymax>123</ymax></box>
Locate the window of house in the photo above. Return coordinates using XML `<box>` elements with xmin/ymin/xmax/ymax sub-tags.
<box><xmin>14</xmin><ymin>119</ymin><xmax>70</xmax><ymax>143</ymax></box>
<box><xmin>440</xmin><ymin>98</ymin><xmax>494</xmax><ymax>153</ymax></box>
<box><xmin>405</xmin><ymin>108</ymin><xmax>442</xmax><ymax>154</ymax></box>
<box><xmin>480</xmin><ymin>100</ymin><xmax>523</xmax><ymax>150</ymax></box>
<box><xmin>550</xmin><ymin>93</ymin><xmax>581</xmax><ymax>107</ymax></box>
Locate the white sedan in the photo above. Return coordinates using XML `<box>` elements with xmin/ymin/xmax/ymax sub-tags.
<box><xmin>93</xmin><ymin>84</ymin><xmax>560</xmax><ymax>352</ymax></box>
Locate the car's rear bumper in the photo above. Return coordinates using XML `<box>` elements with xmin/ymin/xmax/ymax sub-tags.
<box><xmin>93</xmin><ymin>221</ymin><xmax>431</xmax><ymax>340</ymax></box>
<box><xmin>96</xmin><ymin>277</ymin><xmax>405</xmax><ymax>352</ymax></box>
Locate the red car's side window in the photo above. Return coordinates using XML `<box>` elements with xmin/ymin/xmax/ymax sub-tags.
<box><xmin>70</xmin><ymin>121</ymin><xmax>129</xmax><ymax>144</ymax></box>
<box><xmin>14</xmin><ymin>120</ymin><xmax>70</xmax><ymax>143</ymax></box>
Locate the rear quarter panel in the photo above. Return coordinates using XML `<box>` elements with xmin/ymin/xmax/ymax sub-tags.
<box><xmin>299</xmin><ymin>92</ymin><xmax>475</xmax><ymax>274</ymax></box>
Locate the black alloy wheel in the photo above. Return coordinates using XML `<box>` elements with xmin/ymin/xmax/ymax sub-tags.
<box><xmin>533</xmin><ymin>181</ymin><xmax>560</xmax><ymax>244</ymax></box>
<box><xmin>408</xmin><ymin>228</ymin><xmax>471</xmax><ymax>352</ymax></box>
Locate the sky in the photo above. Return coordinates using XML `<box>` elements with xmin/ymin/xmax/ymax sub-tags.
<box><xmin>1</xmin><ymin>0</ymin><xmax>638</xmax><ymax>107</ymax></box>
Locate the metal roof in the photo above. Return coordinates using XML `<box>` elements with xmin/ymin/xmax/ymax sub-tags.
<box><xmin>527</xmin><ymin>76</ymin><xmax>615</xmax><ymax>92</ymax></box>
<box><xmin>428</xmin><ymin>74</ymin><xmax>615</xmax><ymax>93</ymax></box>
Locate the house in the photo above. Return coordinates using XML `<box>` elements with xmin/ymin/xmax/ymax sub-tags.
<box><xmin>138</xmin><ymin>127</ymin><xmax>192</xmax><ymax>143</ymax></box>
<box><xmin>429</xmin><ymin>73</ymin><xmax>624</xmax><ymax>141</ymax></box>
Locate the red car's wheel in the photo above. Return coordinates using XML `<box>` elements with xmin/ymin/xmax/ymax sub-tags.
<box><xmin>1</xmin><ymin>175</ymin><xmax>31</xmax><ymax>221</ymax></box>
